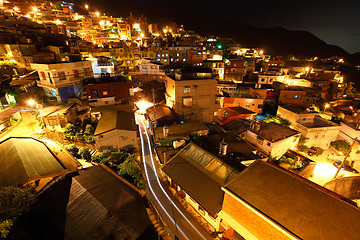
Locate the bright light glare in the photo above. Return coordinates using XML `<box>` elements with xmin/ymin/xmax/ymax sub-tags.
<box><xmin>136</xmin><ymin>101</ymin><xmax>153</xmax><ymax>114</ymax></box>
<box><xmin>27</xmin><ymin>99</ymin><xmax>35</xmax><ymax>106</ymax></box>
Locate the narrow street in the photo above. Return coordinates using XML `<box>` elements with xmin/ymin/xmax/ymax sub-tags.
<box><xmin>136</xmin><ymin>115</ymin><xmax>214</xmax><ymax>240</ymax></box>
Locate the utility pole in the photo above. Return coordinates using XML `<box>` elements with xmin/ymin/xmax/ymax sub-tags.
<box><xmin>334</xmin><ymin>137</ymin><xmax>357</xmax><ymax>179</ymax></box>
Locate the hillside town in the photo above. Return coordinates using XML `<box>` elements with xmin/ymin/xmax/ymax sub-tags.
<box><xmin>1</xmin><ymin>0</ymin><xmax>360</xmax><ymax>239</ymax></box>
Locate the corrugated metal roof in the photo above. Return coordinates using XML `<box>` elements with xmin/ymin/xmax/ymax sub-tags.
<box><xmin>0</xmin><ymin>137</ymin><xmax>64</xmax><ymax>187</ymax></box>
<box><xmin>225</xmin><ymin>160</ymin><xmax>360</xmax><ymax>240</ymax></box>
<box><xmin>162</xmin><ymin>142</ymin><xmax>239</xmax><ymax>217</ymax></box>
<box><xmin>94</xmin><ymin>110</ymin><xmax>137</xmax><ymax>135</ymax></box>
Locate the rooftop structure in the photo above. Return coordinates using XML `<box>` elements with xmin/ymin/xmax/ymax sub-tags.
<box><xmin>0</xmin><ymin>137</ymin><xmax>66</xmax><ymax>187</ymax></box>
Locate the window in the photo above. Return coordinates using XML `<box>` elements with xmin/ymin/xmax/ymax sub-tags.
<box><xmin>315</xmin><ymin>133</ymin><xmax>319</xmax><ymax>139</ymax></box>
<box><xmin>183</xmin><ymin>97</ymin><xmax>192</xmax><ymax>107</ymax></box>
<box><xmin>294</xmin><ymin>95</ymin><xmax>299</xmax><ymax>99</ymax></box>
<box><xmin>246</xmin><ymin>104</ymin><xmax>251</xmax><ymax>108</ymax></box>
<box><xmin>58</xmin><ymin>71</ymin><xmax>66</xmax><ymax>80</ymax></box>
<box><xmin>261</xmin><ymin>78</ymin><xmax>265</xmax><ymax>82</ymax></box>
<box><xmin>103</xmin><ymin>91</ymin><xmax>108</xmax><ymax>95</ymax></box>
<box><xmin>91</xmin><ymin>89</ymin><xmax>98</xmax><ymax>98</ymax></box>
<box><xmin>258</xmin><ymin>104</ymin><xmax>263</xmax><ymax>108</ymax></box>
<box><xmin>184</xmin><ymin>86</ymin><xmax>190</xmax><ymax>93</ymax></box>
<box><xmin>84</xmin><ymin>68</ymin><xmax>92</xmax><ymax>76</ymax></box>
<box><xmin>267</xmin><ymin>142</ymin><xmax>271</xmax><ymax>147</ymax></box>
<box><xmin>236</xmin><ymin>103</ymin><xmax>240</xmax><ymax>107</ymax></box>
<box><xmin>104</xmin><ymin>101</ymin><xmax>109</xmax><ymax>104</ymax></box>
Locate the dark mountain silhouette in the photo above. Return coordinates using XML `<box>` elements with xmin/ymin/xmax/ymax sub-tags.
<box><xmin>180</xmin><ymin>17</ymin><xmax>353</xmax><ymax>60</ymax></box>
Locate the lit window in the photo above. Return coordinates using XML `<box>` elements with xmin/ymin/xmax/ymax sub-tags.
<box><xmin>294</xmin><ymin>95</ymin><xmax>299</xmax><ymax>99</ymax></box>
<box><xmin>246</xmin><ymin>104</ymin><xmax>250</xmax><ymax>108</ymax></box>
<box><xmin>103</xmin><ymin>91</ymin><xmax>108</xmax><ymax>95</ymax></box>
<box><xmin>184</xmin><ymin>86</ymin><xmax>190</xmax><ymax>93</ymax></box>
<box><xmin>183</xmin><ymin>97</ymin><xmax>192</xmax><ymax>107</ymax></box>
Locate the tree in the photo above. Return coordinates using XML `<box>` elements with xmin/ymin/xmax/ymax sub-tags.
<box><xmin>78</xmin><ymin>147</ymin><xmax>91</xmax><ymax>161</ymax></box>
<box><xmin>0</xmin><ymin>186</ymin><xmax>36</xmax><ymax>238</ymax></box>
<box><xmin>63</xmin><ymin>123</ymin><xmax>76</xmax><ymax>138</ymax></box>
<box><xmin>0</xmin><ymin>220</ymin><xmax>13</xmax><ymax>239</ymax></box>
<box><xmin>84</xmin><ymin>124</ymin><xmax>94</xmax><ymax>136</ymax></box>
<box><xmin>263</xmin><ymin>116</ymin><xmax>290</xmax><ymax>126</ymax></box>
<box><xmin>331</xmin><ymin>140</ymin><xmax>351</xmax><ymax>154</ymax></box>
<box><xmin>0</xmin><ymin>61</ymin><xmax>17</xmax><ymax>82</ymax></box>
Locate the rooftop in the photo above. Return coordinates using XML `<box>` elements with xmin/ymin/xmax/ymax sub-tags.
<box><xmin>225</xmin><ymin>160</ymin><xmax>360</xmax><ymax>240</ymax></box>
<box><xmin>0</xmin><ymin>137</ymin><xmax>65</xmax><ymax>187</ymax></box>
<box><xmin>17</xmin><ymin>166</ymin><xmax>154</xmax><ymax>239</ymax></box>
<box><xmin>163</xmin><ymin>142</ymin><xmax>239</xmax><ymax>217</ymax></box>
<box><xmin>94</xmin><ymin>109</ymin><xmax>136</xmax><ymax>135</ymax></box>
<box><xmin>279</xmin><ymin>104</ymin><xmax>317</xmax><ymax>114</ymax></box>
<box><xmin>298</xmin><ymin>116</ymin><xmax>339</xmax><ymax>128</ymax></box>
<box><xmin>251</xmin><ymin>122</ymin><xmax>300</xmax><ymax>142</ymax></box>
<box><xmin>154</xmin><ymin>121</ymin><xmax>208</xmax><ymax>142</ymax></box>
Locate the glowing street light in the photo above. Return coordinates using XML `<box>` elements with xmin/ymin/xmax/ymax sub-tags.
<box><xmin>55</xmin><ymin>19</ymin><xmax>62</xmax><ymax>25</ymax></box>
<box><xmin>85</xmin><ymin>4</ymin><xmax>89</xmax><ymax>10</ymax></box>
<box><xmin>95</xmin><ymin>11</ymin><xmax>100</xmax><ymax>17</ymax></box>
<box><xmin>27</xmin><ymin>99</ymin><xmax>36</xmax><ymax>107</ymax></box>
<box><xmin>32</xmin><ymin>7</ymin><xmax>38</xmax><ymax>12</ymax></box>
<box><xmin>136</xmin><ymin>100</ymin><xmax>154</xmax><ymax>114</ymax></box>
<box><xmin>13</xmin><ymin>7</ymin><xmax>19</xmax><ymax>12</ymax></box>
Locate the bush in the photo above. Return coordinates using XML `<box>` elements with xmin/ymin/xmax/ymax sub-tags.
<box><xmin>0</xmin><ymin>186</ymin><xmax>36</xmax><ymax>238</ymax></box>
<box><xmin>331</xmin><ymin>140</ymin><xmax>351</xmax><ymax>153</ymax></box>
<box><xmin>66</xmin><ymin>144</ymin><xmax>79</xmax><ymax>158</ymax></box>
<box><xmin>264</xmin><ymin>116</ymin><xmax>290</xmax><ymax>127</ymax></box>
<box><xmin>298</xmin><ymin>145</ymin><xmax>310</xmax><ymax>153</ymax></box>
<box><xmin>78</xmin><ymin>147</ymin><xmax>91</xmax><ymax>161</ymax></box>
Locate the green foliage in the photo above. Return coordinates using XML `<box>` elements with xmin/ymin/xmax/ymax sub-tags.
<box><xmin>117</xmin><ymin>157</ymin><xmax>146</xmax><ymax>189</ymax></box>
<box><xmin>0</xmin><ymin>186</ymin><xmax>36</xmax><ymax>238</ymax></box>
<box><xmin>6</xmin><ymin>118</ymin><xmax>18</xmax><ymax>126</ymax></box>
<box><xmin>92</xmin><ymin>149</ymin><xmax>145</xmax><ymax>190</ymax></box>
<box><xmin>298</xmin><ymin>136</ymin><xmax>308</xmax><ymax>146</ymax></box>
<box><xmin>0</xmin><ymin>61</ymin><xmax>17</xmax><ymax>82</ymax></box>
<box><xmin>78</xmin><ymin>147</ymin><xmax>91</xmax><ymax>161</ymax></box>
<box><xmin>63</xmin><ymin>120</ymin><xmax>96</xmax><ymax>143</ymax></box>
<box><xmin>84</xmin><ymin>124</ymin><xmax>94</xmax><ymax>136</ymax></box>
<box><xmin>0</xmin><ymin>220</ymin><xmax>13</xmax><ymax>239</ymax></box>
<box><xmin>264</xmin><ymin>116</ymin><xmax>290</xmax><ymax>126</ymax></box>
<box><xmin>298</xmin><ymin>145</ymin><xmax>310</xmax><ymax>153</ymax></box>
<box><xmin>331</xmin><ymin>140</ymin><xmax>351</xmax><ymax>153</ymax></box>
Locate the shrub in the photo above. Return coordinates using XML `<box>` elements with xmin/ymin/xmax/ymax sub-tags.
<box><xmin>264</xmin><ymin>116</ymin><xmax>290</xmax><ymax>127</ymax></box>
<box><xmin>331</xmin><ymin>140</ymin><xmax>351</xmax><ymax>154</ymax></box>
<box><xmin>78</xmin><ymin>147</ymin><xmax>91</xmax><ymax>161</ymax></box>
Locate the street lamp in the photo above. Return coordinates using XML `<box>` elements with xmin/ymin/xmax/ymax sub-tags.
<box><xmin>85</xmin><ymin>4</ymin><xmax>89</xmax><ymax>10</ymax></box>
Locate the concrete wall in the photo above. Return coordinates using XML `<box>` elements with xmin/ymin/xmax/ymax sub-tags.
<box><xmin>245</xmin><ymin>130</ymin><xmax>300</xmax><ymax>158</ymax></box>
<box><xmin>165</xmin><ymin>76</ymin><xmax>217</xmax><ymax>123</ymax></box>
<box><xmin>95</xmin><ymin>129</ymin><xmax>137</xmax><ymax>150</ymax></box>
<box><xmin>295</xmin><ymin>123</ymin><xmax>340</xmax><ymax>149</ymax></box>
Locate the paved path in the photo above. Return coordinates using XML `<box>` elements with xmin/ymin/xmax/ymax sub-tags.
<box><xmin>137</xmin><ymin>115</ymin><xmax>214</xmax><ymax>240</ymax></box>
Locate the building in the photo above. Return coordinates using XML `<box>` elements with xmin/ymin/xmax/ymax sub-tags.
<box><xmin>38</xmin><ymin>103</ymin><xmax>78</xmax><ymax>132</ymax></box>
<box><xmin>219</xmin><ymin>89</ymin><xmax>264</xmax><ymax>114</ymax></box>
<box><xmin>165</xmin><ymin>67</ymin><xmax>217</xmax><ymax>122</ymax></box>
<box><xmin>88</xmin><ymin>56</ymin><xmax>115</xmax><ymax>77</ymax></box>
<box><xmin>203</xmin><ymin>60</ymin><xmax>225</xmax><ymax>80</ymax></box>
<box><xmin>0</xmin><ymin>137</ymin><xmax>71</xmax><ymax>187</ymax></box>
<box><xmin>278</xmin><ymin>104</ymin><xmax>341</xmax><ymax>149</ymax></box>
<box><xmin>217</xmin><ymin>107</ymin><xmax>256</xmax><ymax>125</ymax></box>
<box><xmin>93</xmin><ymin>107</ymin><xmax>138</xmax><ymax>151</ymax></box>
<box><xmin>31</xmin><ymin>60</ymin><xmax>93</xmax><ymax>102</ymax></box>
<box><xmin>154</xmin><ymin>121</ymin><xmax>208</xmax><ymax>146</ymax></box>
<box><xmin>245</xmin><ymin>121</ymin><xmax>301</xmax><ymax>158</ymax></box>
<box><xmin>16</xmin><ymin>166</ymin><xmax>155</xmax><ymax>239</ymax></box>
<box><xmin>85</xmin><ymin>76</ymin><xmax>132</xmax><ymax>103</ymax></box>
<box><xmin>162</xmin><ymin>142</ymin><xmax>240</xmax><ymax>231</ymax></box>
<box><xmin>219</xmin><ymin>160</ymin><xmax>360</xmax><ymax>240</ymax></box>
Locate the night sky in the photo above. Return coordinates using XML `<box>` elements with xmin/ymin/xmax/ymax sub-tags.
<box><xmin>77</xmin><ymin>0</ymin><xmax>360</xmax><ymax>54</ymax></box>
